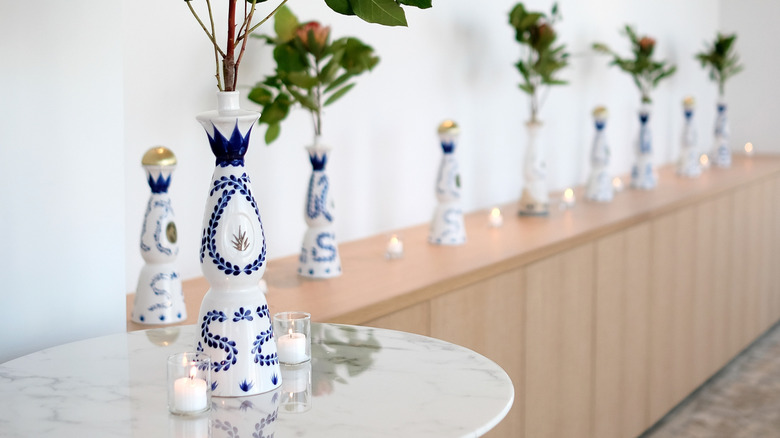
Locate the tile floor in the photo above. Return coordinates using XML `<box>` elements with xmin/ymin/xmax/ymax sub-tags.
<box><xmin>641</xmin><ymin>321</ymin><xmax>780</xmax><ymax>438</ymax></box>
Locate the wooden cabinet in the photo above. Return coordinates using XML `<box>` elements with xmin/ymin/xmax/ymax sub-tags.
<box><xmin>127</xmin><ymin>156</ymin><xmax>780</xmax><ymax>438</ymax></box>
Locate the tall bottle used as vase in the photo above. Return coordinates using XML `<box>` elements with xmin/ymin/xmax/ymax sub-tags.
<box><xmin>429</xmin><ymin>120</ymin><xmax>466</xmax><ymax>245</ymax></box>
<box><xmin>585</xmin><ymin>107</ymin><xmax>614</xmax><ymax>202</ymax></box>
<box><xmin>631</xmin><ymin>104</ymin><xmax>657</xmax><ymax>190</ymax></box>
<box><xmin>518</xmin><ymin>121</ymin><xmax>549</xmax><ymax>215</ymax></box>
<box><xmin>678</xmin><ymin>96</ymin><xmax>702</xmax><ymax>178</ymax></box>
<box><xmin>298</xmin><ymin>138</ymin><xmax>342</xmax><ymax>279</ymax></box>
<box><xmin>131</xmin><ymin>146</ymin><xmax>186</xmax><ymax>324</ymax></box>
<box><xmin>195</xmin><ymin>91</ymin><xmax>280</xmax><ymax>397</ymax></box>
<box><xmin>713</xmin><ymin>99</ymin><xmax>731</xmax><ymax>167</ymax></box>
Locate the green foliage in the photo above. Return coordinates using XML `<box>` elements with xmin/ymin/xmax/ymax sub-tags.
<box><xmin>592</xmin><ymin>25</ymin><xmax>676</xmax><ymax>104</ymax></box>
<box><xmin>695</xmin><ymin>33</ymin><xmax>743</xmax><ymax>96</ymax></box>
<box><xmin>508</xmin><ymin>2</ymin><xmax>569</xmax><ymax>122</ymax></box>
<box><xmin>326</xmin><ymin>0</ymin><xmax>433</xmax><ymax>26</ymax></box>
<box><xmin>249</xmin><ymin>6</ymin><xmax>380</xmax><ymax>143</ymax></box>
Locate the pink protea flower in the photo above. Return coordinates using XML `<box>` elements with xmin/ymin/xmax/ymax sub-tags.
<box><xmin>296</xmin><ymin>21</ymin><xmax>330</xmax><ymax>55</ymax></box>
<box><xmin>638</xmin><ymin>36</ymin><xmax>655</xmax><ymax>55</ymax></box>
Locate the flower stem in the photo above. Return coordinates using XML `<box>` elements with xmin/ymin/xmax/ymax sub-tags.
<box><xmin>234</xmin><ymin>0</ymin><xmax>258</xmax><ymax>89</ymax></box>
<box><xmin>224</xmin><ymin>0</ymin><xmax>238</xmax><ymax>91</ymax></box>
<box><xmin>205</xmin><ymin>0</ymin><xmax>223</xmax><ymax>90</ymax></box>
<box><xmin>240</xmin><ymin>0</ymin><xmax>291</xmax><ymax>41</ymax></box>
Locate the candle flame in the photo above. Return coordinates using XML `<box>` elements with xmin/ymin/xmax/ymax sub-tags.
<box><xmin>389</xmin><ymin>235</ymin><xmax>399</xmax><ymax>245</ymax></box>
<box><xmin>564</xmin><ymin>188</ymin><xmax>574</xmax><ymax>201</ymax></box>
<box><xmin>490</xmin><ymin>207</ymin><xmax>501</xmax><ymax>218</ymax></box>
<box><xmin>745</xmin><ymin>142</ymin><xmax>754</xmax><ymax>154</ymax></box>
<box><xmin>189</xmin><ymin>366</ymin><xmax>197</xmax><ymax>380</ymax></box>
<box><xmin>612</xmin><ymin>177</ymin><xmax>622</xmax><ymax>189</ymax></box>
<box><xmin>289</xmin><ymin>328</ymin><xmax>294</xmax><ymax>337</ymax></box>
<box><xmin>700</xmin><ymin>154</ymin><xmax>710</xmax><ymax>166</ymax></box>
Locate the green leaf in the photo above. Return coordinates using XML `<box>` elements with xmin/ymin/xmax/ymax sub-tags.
<box><xmin>247</xmin><ymin>86</ymin><xmax>273</xmax><ymax>105</ymax></box>
<box><xmin>324</xmin><ymin>82</ymin><xmax>356</xmax><ymax>106</ymax></box>
<box><xmin>398</xmin><ymin>0</ymin><xmax>432</xmax><ymax>8</ymax></box>
<box><xmin>287</xmin><ymin>71</ymin><xmax>319</xmax><ymax>89</ymax></box>
<box><xmin>273</xmin><ymin>44</ymin><xmax>307</xmax><ymax>72</ymax></box>
<box><xmin>325</xmin><ymin>0</ymin><xmax>355</xmax><ymax>15</ymax></box>
<box><xmin>274</xmin><ymin>5</ymin><xmax>299</xmax><ymax>43</ymax></box>
<box><xmin>288</xmin><ymin>88</ymin><xmax>318</xmax><ymax>112</ymax></box>
<box><xmin>341</xmin><ymin>37</ymin><xmax>379</xmax><ymax>74</ymax></box>
<box><xmin>518</xmin><ymin>83</ymin><xmax>534</xmax><ymax>95</ymax></box>
<box><xmin>324</xmin><ymin>72</ymin><xmax>352</xmax><ymax>93</ymax></box>
<box><xmin>265</xmin><ymin>123</ymin><xmax>281</xmax><ymax>144</ymax></box>
<box><xmin>259</xmin><ymin>94</ymin><xmax>291</xmax><ymax>124</ymax></box>
<box><xmin>351</xmin><ymin>0</ymin><xmax>408</xmax><ymax>27</ymax></box>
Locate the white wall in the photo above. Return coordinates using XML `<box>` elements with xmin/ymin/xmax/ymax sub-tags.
<box><xmin>124</xmin><ymin>0</ymin><xmax>722</xmax><ymax>291</ymax></box>
<box><xmin>719</xmin><ymin>0</ymin><xmax>780</xmax><ymax>154</ymax></box>
<box><xmin>0</xmin><ymin>2</ymin><xmax>125</xmax><ymax>362</ymax></box>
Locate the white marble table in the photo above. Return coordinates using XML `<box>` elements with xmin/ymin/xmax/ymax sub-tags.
<box><xmin>0</xmin><ymin>323</ymin><xmax>513</xmax><ymax>437</ymax></box>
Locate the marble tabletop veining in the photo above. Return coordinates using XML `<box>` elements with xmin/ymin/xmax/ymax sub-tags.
<box><xmin>0</xmin><ymin>323</ymin><xmax>513</xmax><ymax>437</ymax></box>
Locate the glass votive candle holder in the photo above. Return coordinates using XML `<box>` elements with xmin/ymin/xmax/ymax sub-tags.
<box><xmin>280</xmin><ymin>361</ymin><xmax>313</xmax><ymax>413</ymax></box>
<box><xmin>167</xmin><ymin>352</ymin><xmax>211</xmax><ymax>415</ymax></box>
<box><xmin>273</xmin><ymin>311</ymin><xmax>311</xmax><ymax>364</ymax></box>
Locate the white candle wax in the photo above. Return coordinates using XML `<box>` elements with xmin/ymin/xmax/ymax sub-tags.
<box><xmin>277</xmin><ymin>332</ymin><xmax>307</xmax><ymax>364</ymax></box>
<box><xmin>173</xmin><ymin>375</ymin><xmax>208</xmax><ymax>413</ymax></box>
<box><xmin>612</xmin><ymin>177</ymin><xmax>623</xmax><ymax>192</ymax></box>
<box><xmin>561</xmin><ymin>188</ymin><xmax>575</xmax><ymax>208</ymax></box>
<box><xmin>489</xmin><ymin>208</ymin><xmax>503</xmax><ymax>227</ymax></box>
<box><xmin>386</xmin><ymin>236</ymin><xmax>404</xmax><ymax>258</ymax></box>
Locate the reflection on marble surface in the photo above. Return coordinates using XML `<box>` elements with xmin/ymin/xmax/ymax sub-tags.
<box><xmin>281</xmin><ymin>362</ymin><xmax>312</xmax><ymax>413</ymax></box>
<box><xmin>0</xmin><ymin>323</ymin><xmax>513</xmax><ymax>437</ymax></box>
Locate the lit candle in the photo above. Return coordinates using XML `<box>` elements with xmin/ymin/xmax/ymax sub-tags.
<box><xmin>700</xmin><ymin>153</ymin><xmax>710</xmax><ymax>169</ymax></box>
<box><xmin>489</xmin><ymin>208</ymin><xmax>503</xmax><ymax>227</ymax></box>
<box><xmin>612</xmin><ymin>177</ymin><xmax>623</xmax><ymax>192</ymax></box>
<box><xmin>745</xmin><ymin>142</ymin><xmax>754</xmax><ymax>156</ymax></box>
<box><xmin>386</xmin><ymin>235</ymin><xmax>404</xmax><ymax>259</ymax></box>
<box><xmin>561</xmin><ymin>188</ymin><xmax>575</xmax><ymax>209</ymax></box>
<box><xmin>173</xmin><ymin>366</ymin><xmax>208</xmax><ymax>413</ymax></box>
<box><xmin>277</xmin><ymin>329</ymin><xmax>307</xmax><ymax>364</ymax></box>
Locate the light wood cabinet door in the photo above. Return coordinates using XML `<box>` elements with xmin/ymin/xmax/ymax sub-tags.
<box><xmin>594</xmin><ymin>223</ymin><xmax>651</xmax><ymax>438</ymax></box>
<box><xmin>430</xmin><ymin>269</ymin><xmax>525</xmax><ymax>438</ymax></box>
<box><xmin>524</xmin><ymin>244</ymin><xmax>595</xmax><ymax>438</ymax></box>
<box><xmin>364</xmin><ymin>301</ymin><xmax>430</xmax><ymax>337</ymax></box>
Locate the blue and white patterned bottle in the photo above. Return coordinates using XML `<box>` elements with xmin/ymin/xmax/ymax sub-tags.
<box><xmin>631</xmin><ymin>104</ymin><xmax>657</xmax><ymax>190</ymax></box>
<box><xmin>585</xmin><ymin>107</ymin><xmax>614</xmax><ymax>202</ymax></box>
<box><xmin>195</xmin><ymin>91</ymin><xmax>280</xmax><ymax>397</ymax></box>
<box><xmin>713</xmin><ymin>99</ymin><xmax>732</xmax><ymax>167</ymax></box>
<box><xmin>298</xmin><ymin>139</ymin><xmax>342</xmax><ymax>278</ymax></box>
<box><xmin>429</xmin><ymin>120</ymin><xmax>466</xmax><ymax>245</ymax></box>
<box><xmin>132</xmin><ymin>147</ymin><xmax>186</xmax><ymax>325</ymax></box>
<box><xmin>678</xmin><ymin>96</ymin><xmax>702</xmax><ymax>178</ymax></box>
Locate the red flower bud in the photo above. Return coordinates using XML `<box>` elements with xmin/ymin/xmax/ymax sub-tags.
<box><xmin>296</xmin><ymin>21</ymin><xmax>330</xmax><ymax>54</ymax></box>
<box><xmin>638</xmin><ymin>36</ymin><xmax>655</xmax><ymax>55</ymax></box>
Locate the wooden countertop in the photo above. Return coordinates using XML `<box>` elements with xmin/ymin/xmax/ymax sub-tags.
<box><xmin>127</xmin><ymin>155</ymin><xmax>780</xmax><ymax>331</ymax></box>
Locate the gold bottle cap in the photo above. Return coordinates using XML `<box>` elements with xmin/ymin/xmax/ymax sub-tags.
<box><xmin>683</xmin><ymin>96</ymin><xmax>696</xmax><ymax>109</ymax></box>
<box><xmin>142</xmin><ymin>146</ymin><xmax>177</xmax><ymax>166</ymax></box>
<box><xmin>592</xmin><ymin>106</ymin><xmax>608</xmax><ymax>119</ymax></box>
<box><xmin>438</xmin><ymin>120</ymin><xmax>460</xmax><ymax>135</ymax></box>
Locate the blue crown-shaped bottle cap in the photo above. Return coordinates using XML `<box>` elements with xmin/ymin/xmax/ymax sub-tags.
<box><xmin>206</xmin><ymin>121</ymin><xmax>253</xmax><ymax>167</ymax></box>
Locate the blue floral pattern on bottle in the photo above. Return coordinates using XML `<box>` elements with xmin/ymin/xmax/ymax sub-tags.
<box><xmin>299</xmin><ymin>145</ymin><xmax>341</xmax><ymax>278</ymax></box>
<box><xmin>200</xmin><ymin>173</ymin><xmax>267</xmax><ymax>276</ymax></box>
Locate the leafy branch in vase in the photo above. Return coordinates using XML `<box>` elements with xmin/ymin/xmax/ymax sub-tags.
<box><xmin>183</xmin><ymin>0</ymin><xmax>431</xmax><ymax>92</ymax></box>
<box><xmin>509</xmin><ymin>2</ymin><xmax>569</xmax><ymax>124</ymax></box>
<box><xmin>695</xmin><ymin>33</ymin><xmax>743</xmax><ymax>97</ymax></box>
<box><xmin>248</xmin><ymin>6</ymin><xmax>379</xmax><ymax>143</ymax></box>
<box><xmin>593</xmin><ymin>25</ymin><xmax>676</xmax><ymax>104</ymax></box>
